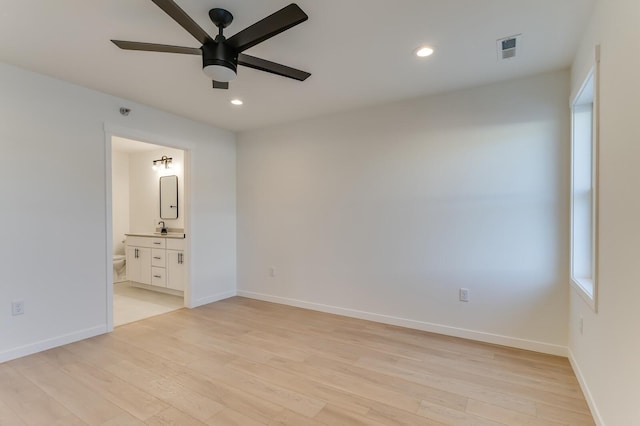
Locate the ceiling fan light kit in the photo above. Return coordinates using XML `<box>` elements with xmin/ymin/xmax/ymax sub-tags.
<box><xmin>202</xmin><ymin>43</ymin><xmax>238</xmax><ymax>82</ymax></box>
<box><xmin>111</xmin><ymin>0</ymin><xmax>311</xmax><ymax>89</ymax></box>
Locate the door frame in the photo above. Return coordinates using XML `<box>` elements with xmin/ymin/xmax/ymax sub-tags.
<box><xmin>104</xmin><ymin>123</ymin><xmax>192</xmax><ymax>332</ymax></box>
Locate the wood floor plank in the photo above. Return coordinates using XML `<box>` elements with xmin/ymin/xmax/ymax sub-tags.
<box><xmin>101</xmin><ymin>359</ymin><xmax>224</xmax><ymax>423</ymax></box>
<box><xmin>0</xmin><ymin>363</ymin><xmax>86</xmax><ymax>426</ymax></box>
<box><xmin>187</xmin><ymin>358</ymin><xmax>327</xmax><ymax>418</ymax></box>
<box><xmin>393</xmin><ymin>355</ymin><xmax>591</xmax><ymax>414</ymax></box>
<box><xmin>226</xmin><ymin>357</ymin><xmax>372</xmax><ymax>416</ymax></box>
<box><xmin>100</xmin><ymin>411</ymin><xmax>146</xmax><ymax>425</ymax></box>
<box><xmin>536</xmin><ymin>402</ymin><xmax>596</xmax><ymax>426</ymax></box>
<box><xmin>417</xmin><ymin>400</ymin><xmax>505</xmax><ymax>426</ymax></box>
<box><xmin>38</xmin><ymin>347</ymin><xmax>168</xmax><ymax>421</ymax></box>
<box><xmin>0</xmin><ymin>398</ymin><xmax>27</xmax><ymax>426</ymax></box>
<box><xmin>172</xmin><ymin>371</ymin><xmax>285</xmax><ymax>423</ymax></box>
<box><xmin>366</xmin><ymin>401</ymin><xmax>448</xmax><ymax>426</ymax></box>
<box><xmin>8</xmin><ymin>355</ymin><xmax>127</xmax><ymax>424</ymax></box>
<box><xmin>466</xmin><ymin>399</ymin><xmax>567</xmax><ymax>426</ymax></box>
<box><xmin>264</xmin><ymin>356</ymin><xmax>423</xmax><ymax>413</ymax></box>
<box><xmin>205</xmin><ymin>407</ymin><xmax>266</xmax><ymax>426</ymax></box>
<box><xmin>145</xmin><ymin>407</ymin><xmax>207</xmax><ymax>425</ymax></box>
<box><xmin>356</xmin><ymin>355</ymin><xmax>539</xmax><ymax>416</ymax></box>
<box><xmin>305</xmin><ymin>353</ymin><xmax>471</xmax><ymax>409</ymax></box>
<box><xmin>268</xmin><ymin>409</ymin><xmax>326</xmax><ymax>426</ymax></box>
<box><xmin>313</xmin><ymin>404</ymin><xmax>388</xmax><ymax>426</ymax></box>
<box><xmin>228</xmin><ymin>355</ymin><xmax>465</xmax><ymax>426</ymax></box>
<box><xmin>0</xmin><ymin>297</ymin><xmax>594</xmax><ymax>425</ymax></box>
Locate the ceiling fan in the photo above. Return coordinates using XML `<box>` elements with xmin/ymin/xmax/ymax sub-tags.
<box><xmin>111</xmin><ymin>0</ymin><xmax>311</xmax><ymax>89</ymax></box>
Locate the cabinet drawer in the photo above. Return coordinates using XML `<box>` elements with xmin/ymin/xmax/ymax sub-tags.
<box><xmin>127</xmin><ymin>236</ymin><xmax>165</xmax><ymax>249</ymax></box>
<box><xmin>151</xmin><ymin>249</ymin><xmax>166</xmax><ymax>267</ymax></box>
<box><xmin>127</xmin><ymin>235</ymin><xmax>151</xmax><ymax>247</ymax></box>
<box><xmin>151</xmin><ymin>267</ymin><xmax>166</xmax><ymax>287</ymax></box>
<box><xmin>166</xmin><ymin>238</ymin><xmax>185</xmax><ymax>250</ymax></box>
<box><xmin>149</xmin><ymin>238</ymin><xmax>166</xmax><ymax>249</ymax></box>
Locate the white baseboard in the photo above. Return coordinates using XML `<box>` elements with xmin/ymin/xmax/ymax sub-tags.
<box><xmin>191</xmin><ymin>290</ymin><xmax>237</xmax><ymax>308</ymax></box>
<box><xmin>0</xmin><ymin>325</ymin><xmax>107</xmax><ymax>364</ymax></box>
<box><xmin>237</xmin><ymin>290</ymin><xmax>568</xmax><ymax>357</ymax></box>
<box><xmin>569</xmin><ymin>349</ymin><xmax>604</xmax><ymax>426</ymax></box>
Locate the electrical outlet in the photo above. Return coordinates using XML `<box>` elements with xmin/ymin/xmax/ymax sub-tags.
<box><xmin>459</xmin><ymin>288</ymin><xmax>470</xmax><ymax>302</ymax></box>
<box><xmin>269</xmin><ymin>267</ymin><xmax>276</xmax><ymax>277</ymax></box>
<box><xmin>12</xmin><ymin>300</ymin><xmax>24</xmax><ymax>316</ymax></box>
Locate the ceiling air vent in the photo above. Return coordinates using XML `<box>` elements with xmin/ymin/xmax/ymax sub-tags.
<box><xmin>497</xmin><ymin>34</ymin><xmax>522</xmax><ymax>61</ymax></box>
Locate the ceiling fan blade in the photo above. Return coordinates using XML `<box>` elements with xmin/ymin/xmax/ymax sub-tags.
<box><xmin>238</xmin><ymin>54</ymin><xmax>311</xmax><ymax>81</ymax></box>
<box><xmin>150</xmin><ymin>0</ymin><xmax>213</xmax><ymax>45</ymax></box>
<box><xmin>227</xmin><ymin>3</ymin><xmax>308</xmax><ymax>53</ymax></box>
<box><xmin>212</xmin><ymin>81</ymin><xmax>229</xmax><ymax>89</ymax></box>
<box><xmin>111</xmin><ymin>40</ymin><xmax>201</xmax><ymax>55</ymax></box>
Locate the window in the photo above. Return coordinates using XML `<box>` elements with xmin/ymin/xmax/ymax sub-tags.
<box><xmin>570</xmin><ymin>49</ymin><xmax>599</xmax><ymax>311</ymax></box>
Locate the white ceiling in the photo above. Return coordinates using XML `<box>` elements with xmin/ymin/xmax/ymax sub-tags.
<box><xmin>0</xmin><ymin>1</ymin><xmax>594</xmax><ymax>131</ymax></box>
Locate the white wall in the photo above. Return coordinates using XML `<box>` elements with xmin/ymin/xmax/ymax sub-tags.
<box><xmin>237</xmin><ymin>70</ymin><xmax>570</xmax><ymax>354</ymax></box>
<box><xmin>129</xmin><ymin>147</ymin><xmax>185</xmax><ymax>233</ymax></box>
<box><xmin>0</xmin><ymin>62</ymin><xmax>236</xmax><ymax>362</ymax></box>
<box><xmin>111</xmin><ymin>150</ymin><xmax>130</xmax><ymax>255</ymax></box>
<box><xmin>569</xmin><ymin>0</ymin><xmax>640</xmax><ymax>424</ymax></box>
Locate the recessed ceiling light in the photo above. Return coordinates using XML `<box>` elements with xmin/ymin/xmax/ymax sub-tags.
<box><xmin>415</xmin><ymin>46</ymin><xmax>434</xmax><ymax>58</ymax></box>
<box><xmin>230</xmin><ymin>99</ymin><xmax>243</xmax><ymax>106</ymax></box>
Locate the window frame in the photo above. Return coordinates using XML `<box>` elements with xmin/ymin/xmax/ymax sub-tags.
<box><xmin>570</xmin><ymin>46</ymin><xmax>600</xmax><ymax>312</ymax></box>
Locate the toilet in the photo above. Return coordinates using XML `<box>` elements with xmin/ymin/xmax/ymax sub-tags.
<box><xmin>113</xmin><ymin>254</ymin><xmax>126</xmax><ymax>283</ymax></box>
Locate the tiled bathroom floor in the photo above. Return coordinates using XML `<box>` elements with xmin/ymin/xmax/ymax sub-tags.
<box><xmin>113</xmin><ymin>282</ymin><xmax>184</xmax><ymax>327</ymax></box>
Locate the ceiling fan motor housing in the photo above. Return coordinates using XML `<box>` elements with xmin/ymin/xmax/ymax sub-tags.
<box><xmin>202</xmin><ymin>42</ymin><xmax>238</xmax><ymax>81</ymax></box>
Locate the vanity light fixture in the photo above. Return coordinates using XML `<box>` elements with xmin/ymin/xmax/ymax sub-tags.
<box><xmin>152</xmin><ymin>155</ymin><xmax>173</xmax><ymax>170</ymax></box>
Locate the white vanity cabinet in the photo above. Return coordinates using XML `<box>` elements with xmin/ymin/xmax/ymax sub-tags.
<box><xmin>166</xmin><ymin>238</ymin><xmax>186</xmax><ymax>291</ymax></box>
<box><xmin>126</xmin><ymin>235</ymin><xmax>185</xmax><ymax>293</ymax></box>
<box><xmin>126</xmin><ymin>246</ymin><xmax>151</xmax><ymax>285</ymax></box>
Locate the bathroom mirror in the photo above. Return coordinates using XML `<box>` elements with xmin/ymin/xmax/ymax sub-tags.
<box><xmin>160</xmin><ymin>175</ymin><xmax>178</xmax><ymax>219</ymax></box>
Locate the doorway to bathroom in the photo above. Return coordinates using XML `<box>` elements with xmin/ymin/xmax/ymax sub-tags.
<box><xmin>110</xmin><ymin>135</ymin><xmax>188</xmax><ymax>327</ymax></box>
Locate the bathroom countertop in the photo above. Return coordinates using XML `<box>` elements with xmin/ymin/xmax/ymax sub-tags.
<box><xmin>125</xmin><ymin>232</ymin><xmax>185</xmax><ymax>239</ymax></box>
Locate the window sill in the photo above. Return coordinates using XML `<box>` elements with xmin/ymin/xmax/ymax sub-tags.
<box><xmin>571</xmin><ymin>277</ymin><xmax>597</xmax><ymax>312</ymax></box>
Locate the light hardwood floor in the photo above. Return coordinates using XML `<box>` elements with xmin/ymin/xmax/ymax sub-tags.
<box><xmin>0</xmin><ymin>297</ymin><xmax>594</xmax><ymax>425</ymax></box>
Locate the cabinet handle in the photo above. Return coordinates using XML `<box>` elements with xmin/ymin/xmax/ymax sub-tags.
<box><xmin>179</xmin><ymin>253</ymin><xmax>184</xmax><ymax>264</ymax></box>
<box><xmin>135</xmin><ymin>248</ymin><xmax>138</xmax><ymax>258</ymax></box>
<box><xmin>154</xmin><ymin>256</ymin><xmax>162</xmax><ymax>260</ymax></box>
<box><xmin>153</xmin><ymin>275</ymin><xmax>162</xmax><ymax>279</ymax></box>
<box><xmin>153</xmin><ymin>242</ymin><xmax>161</xmax><ymax>245</ymax></box>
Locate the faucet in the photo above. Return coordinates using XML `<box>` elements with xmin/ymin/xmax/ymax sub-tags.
<box><xmin>158</xmin><ymin>221</ymin><xmax>167</xmax><ymax>235</ymax></box>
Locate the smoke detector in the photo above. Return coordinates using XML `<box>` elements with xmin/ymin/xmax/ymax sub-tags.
<box><xmin>497</xmin><ymin>34</ymin><xmax>522</xmax><ymax>60</ymax></box>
